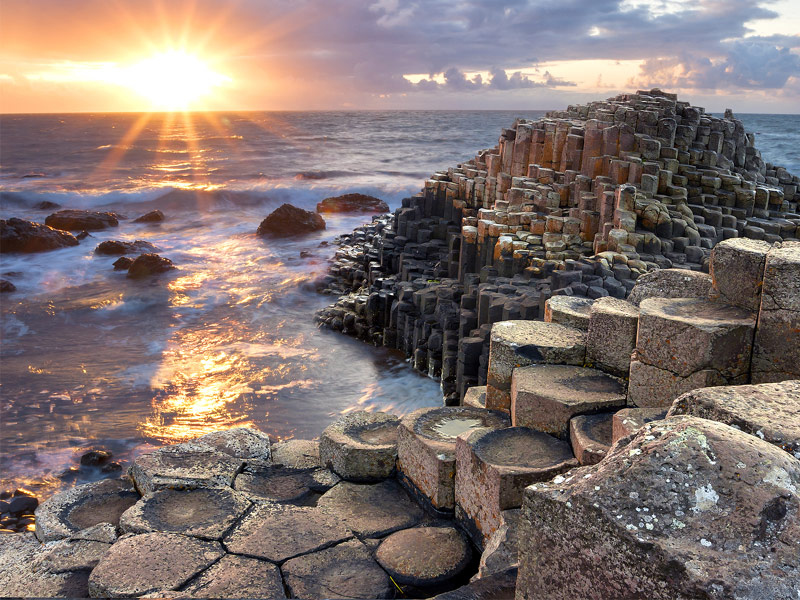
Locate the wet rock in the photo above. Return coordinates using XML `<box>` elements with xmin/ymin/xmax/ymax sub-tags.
<box><xmin>194</xmin><ymin>426</ymin><xmax>272</xmax><ymax>461</ymax></box>
<box><xmin>271</xmin><ymin>439</ymin><xmax>321</xmax><ymax>469</ymax></box>
<box><xmin>516</xmin><ymin>416</ymin><xmax>800</xmax><ymax>599</ymax></box>
<box><xmin>45</xmin><ymin>209</ymin><xmax>119</xmax><ymax>231</ymax></box>
<box><xmin>8</xmin><ymin>494</ymin><xmax>38</xmax><ymax>515</ymax></box>
<box><xmin>88</xmin><ymin>532</ymin><xmax>224</xmax><ymax>598</ymax></box>
<box><xmin>376</xmin><ymin>526</ymin><xmax>472</xmax><ymax>588</ymax></box>
<box><xmin>126</xmin><ymin>253</ymin><xmax>175</xmax><ymax>278</ymax></box>
<box><xmin>0</xmin><ymin>217</ymin><xmax>79</xmax><ymax>253</ymax></box>
<box><xmin>94</xmin><ymin>240</ymin><xmax>158</xmax><ymax>255</ymax></box>
<box><xmin>316</xmin><ymin>193</ymin><xmax>390</xmax><ymax>214</ymax></box>
<box><xmin>319</xmin><ymin>410</ymin><xmax>400</xmax><ymax>481</ymax></box>
<box><xmin>317</xmin><ymin>479</ymin><xmax>423</xmax><ymax>538</ymax></box>
<box><xmin>627</xmin><ymin>268</ymin><xmax>712</xmax><ymax>307</ymax></box>
<box><xmin>223</xmin><ymin>503</ymin><xmax>353</xmax><ymax>562</ymax></box>
<box><xmin>35</xmin><ymin>478</ymin><xmax>139</xmax><ymax>542</ymax></box>
<box><xmin>569</xmin><ymin>412</ymin><xmax>615</xmax><ymax>465</ymax></box>
<box><xmin>112</xmin><ymin>256</ymin><xmax>133</xmax><ymax>271</ymax></box>
<box><xmin>79</xmin><ymin>449</ymin><xmax>112</xmax><ymax>467</ymax></box>
<box><xmin>34</xmin><ymin>200</ymin><xmax>61</xmax><ymax>210</ymax></box>
<box><xmin>234</xmin><ymin>464</ymin><xmax>339</xmax><ymax>504</ymax></box>
<box><xmin>257</xmin><ymin>203</ymin><xmax>326</xmax><ymax>237</ymax></box>
<box><xmin>282</xmin><ymin>538</ymin><xmax>392</xmax><ymax>600</ymax></box>
<box><xmin>120</xmin><ymin>487</ymin><xmax>251</xmax><ymax>540</ymax></box>
<box><xmin>0</xmin><ymin>279</ymin><xmax>16</xmax><ymax>292</ymax></box>
<box><xmin>133</xmin><ymin>210</ymin><xmax>165</xmax><ymax>223</ymax></box>
<box><xmin>179</xmin><ymin>554</ymin><xmax>286</xmax><ymax>599</ymax></box>
<box><xmin>76</xmin><ymin>230</ymin><xmax>91</xmax><ymax>240</ymax></box>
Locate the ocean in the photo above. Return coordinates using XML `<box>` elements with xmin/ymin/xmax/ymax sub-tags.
<box><xmin>1</xmin><ymin>110</ymin><xmax>798</xmax><ymax>499</ymax></box>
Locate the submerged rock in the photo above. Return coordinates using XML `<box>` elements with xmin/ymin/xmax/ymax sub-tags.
<box><xmin>126</xmin><ymin>253</ymin><xmax>175</xmax><ymax>278</ymax></box>
<box><xmin>133</xmin><ymin>210</ymin><xmax>165</xmax><ymax>223</ymax></box>
<box><xmin>112</xmin><ymin>257</ymin><xmax>133</xmax><ymax>271</ymax></box>
<box><xmin>33</xmin><ymin>200</ymin><xmax>61</xmax><ymax>210</ymax></box>
<box><xmin>0</xmin><ymin>279</ymin><xmax>16</xmax><ymax>292</ymax></box>
<box><xmin>45</xmin><ymin>210</ymin><xmax>119</xmax><ymax>231</ymax></box>
<box><xmin>257</xmin><ymin>203</ymin><xmax>325</xmax><ymax>236</ymax></box>
<box><xmin>316</xmin><ymin>193</ymin><xmax>389</xmax><ymax>214</ymax></box>
<box><xmin>0</xmin><ymin>218</ymin><xmax>79</xmax><ymax>253</ymax></box>
<box><xmin>94</xmin><ymin>240</ymin><xmax>158</xmax><ymax>256</ymax></box>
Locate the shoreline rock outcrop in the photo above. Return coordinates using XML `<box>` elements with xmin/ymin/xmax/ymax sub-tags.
<box><xmin>45</xmin><ymin>210</ymin><xmax>119</xmax><ymax>231</ymax></box>
<box><xmin>0</xmin><ymin>218</ymin><xmax>79</xmax><ymax>253</ymax></box>
<box><xmin>257</xmin><ymin>203</ymin><xmax>326</xmax><ymax>236</ymax></box>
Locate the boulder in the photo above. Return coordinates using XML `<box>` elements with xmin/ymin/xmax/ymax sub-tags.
<box><xmin>0</xmin><ymin>279</ymin><xmax>15</xmax><ymax>292</ymax></box>
<box><xmin>94</xmin><ymin>240</ymin><xmax>158</xmax><ymax>255</ymax></box>
<box><xmin>0</xmin><ymin>218</ymin><xmax>79</xmax><ymax>253</ymax></box>
<box><xmin>45</xmin><ymin>210</ymin><xmax>119</xmax><ymax>231</ymax></box>
<box><xmin>126</xmin><ymin>253</ymin><xmax>175</xmax><ymax>278</ymax></box>
<box><xmin>316</xmin><ymin>193</ymin><xmax>389</xmax><ymax>214</ymax></box>
<box><xmin>133</xmin><ymin>210</ymin><xmax>165</xmax><ymax>223</ymax></box>
<box><xmin>112</xmin><ymin>257</ymin><xmax>133</xmax><ymax>271</ymax></box>
<box><xmin>256</xmin><ymin>203</ymin><xmax>326</xmax><ymax>236</ymax></box>
<box><xmin>516</xmin><ymin>416</ymin><xmax>800</xmax><ymax>599</ymax></box>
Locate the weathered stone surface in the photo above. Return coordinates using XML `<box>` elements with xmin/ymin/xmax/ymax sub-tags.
<box><xmin>223</xmin><ymin>503</ymin><xmax>352</xmax><ymax>562</ymax></box>
<box><xmin>569</xmin><ymin>412</ymin><xmax>614</xmax><ymax>465</ymax></box>
<box><xmin>194</xmin><ymin>426</ymin><xmax>272</xmax><ymax>461</ymax></box>
<box><xmin>35</xmin><ymin>478</ymin><xmax>139</xmax><ymax>542</ymax></box>
<box><xmin>627</xmin><ymin>359</ymin><xmax>730</xmax><ymax>408</ymax></box>
<box><xmin>544</xmin><ymin>296</ymin><xmax>594</xmax><ymax>331</ymax></box>
<box><xmin>45</xmin><ymin>209</ymin><xmax>119</xmax><ymax>231</ymax></box>
<box><xmin>0</xmin><ymin>217</ymin><xmax>79</xmax><ymax>253</ymax></box>
<box><xmin>432</xmin><ymin>567</ymin><xmax>518</xmax><ymax>600</ymax></box>
<box><xmin>758</xmin><ymin>241</ymin><xmax>800</xmax><ymax>312</ymax></box>
<box><xmin>316</xmin><ymin>193</ymin><xmax>390</xmax><ymax>214</ymax></box>
<box><xmin>257</xmin><ymin>203</ymin><xmax>326</xmax><ymax>236</ymax></box>
<box><xmin>282</xmin><ymin>539</ymin><xmax>392</xmax><ymax>599</ymax></box>
<box><xmin>234</xmin><ymin>465</ymin><xmax>339</xmax><ymax>504</ymax></box>
<box><xmin>627</xmin><ymin>268</ymin><xmax>712</xmax><ymax>307</ymax></box>
<box><xmin>37</xmin><ymin>538</ymin><xmax>112</xmax><ymax>573</ymax></box>
<box><xmin>179</xmin><ymin>554</ymin><xmax>286</xmax><ymax>599</ymax></box>
<box><xmin>611</xmin><ymin>407</ymin><xmax>666</xmax><ymax>444</ymax></box>
<box><xmin>397</xmin><ymin>406</ymin><xmax>510</xmax><ymax>510</ymax></box>
<box><xmin>586</xmin><ymin>297</ymin><xmax>639</xmax><ymax>377</ymax></box>
<box><xmin>0</xmin><ymin>533</ymin><xmax>90</xmax><ymax>597</ymax></box>
<box><xmin>271</xmin><ymin>439</ymin><xmax>320</xmax><ymax>469</ymax></box>
<box><xmin>511</xmin><ymin>365</ymin><xmax>626</xmax><ymax>437</ymax></box>
<box><xmin>317</xmin><ymin>479</ymin><xmax>423</xmax><ymax>538</ymax></box>
<box><xmin>710</xmin><ymin>238</ymin><xmax>771</xmax><ymax>312</ymax></box>
<box><xmin>126</xmin><ymin>253</ymin><xmax>175</xmax><ymax>278</ymax></box>
<box><xmin>668</xmin><ymin>380</ymin><xmax>800</xmax><ymax>457</ymax></box>
<box><xmin>516</xmin><ymin>416</ymin><xmax>800</xmax><ymax>600</ymax></box>
<box><xmin>463</xmin><ymin>386</ymin><xmax>486</xmax><ymax>409</ymax></box>
<box><xmin>319</xmin><ymin>410</ymin><xmax>399</xmax><ymax>481</ymax></box>
<box><xmin>637</xmin><ymin>297</ymin><xmax>756</xmax><ymax>378</ymax></box>
<box><xmin>94</xmin><ymin>239</ymin><xmax>158</xmax><ymax>255</ymax></box>
<box><xmin>376</xmin><ymin>526</ymin><xmax>472</xmax><ymax>587</ymax></box>
<box><xmin>119</xmin><ymin>487</ymin><xmax>251</xmax><ymax>540</ymax></box>
<box><xmin>456</xmin><ymin>427</ymin><xmax>577</xmax><ymax>545</ymax></box>
<box><xmin>477</xmin><ymin>509</ymin><xmax>521</xmax><ymax>579</ymax></box>
<box><xmin>129</xmin><ymin>441</ymin><xmax>245</xmax><ymax>495</ymax></box>
<box><xmin>88</xmin><ymin>532</ymin><xmax>223</xmax><ymax>598</ymax></box>
<box><xmin>487</xmin><ymin>320</ymin><xmax>586</xmax><ymax>412</ymax></box>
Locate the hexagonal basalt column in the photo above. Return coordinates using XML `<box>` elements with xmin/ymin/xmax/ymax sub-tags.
<box><xmin>586</xmin><ymin>297</ymin><xmax>639</xmax><ymax>377</ymax></box>
<box><xmin>544</xmin><ymin>296</ymin><xmax>595</xmax><ymax>331</ymax></box>
<box><xmin>455</xmin><ymin>427</ymin><xmax>577</xmax><ymax>547</ymax></box>
<box><xmin>611</xmin><ymin>407</ymin><xmax>667</xmax><ymax>444</ymax></box>
<box><xmin>397</xmin><ymin>406</ymin><xmax>509</xmax><ymax>511</ymax></box>
<box><xmin>319</xmin><ymin>410</ymin><xmax>400</xmax><ymax>481</ymax></box>
<box><xmin>487</xmin><ymin>320</ymin><xmax>586</xmax><ymax>412</ymax></box>
<box><xmin>463</xmin><ymin>385</ymin><xmax>487</xmax><ymax>409</ymax></box>
<box><xmin>511</xmin><ymin>365</ymin><xmax>626</xmax><ymax>438</ymax></box>
<box><xmin>569</xmin><ymin>412</ymin><xmax>615</xmax><ymax>465</ymax></box>
<box><xmin>709</xmin><ymin>238</ymin><xmax>771</xmax><ymax>312</ymax></box>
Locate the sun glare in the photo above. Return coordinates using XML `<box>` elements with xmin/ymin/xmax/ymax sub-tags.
<box><xmin>124</xmin><ymin>51</ymin><xmax>230</xmax><ymax>111</ymax></box>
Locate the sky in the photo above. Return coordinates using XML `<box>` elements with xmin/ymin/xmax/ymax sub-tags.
<box><xmin>1</xmin><ymin>0</ymin><xmax>799</xmax><ymax>114</ymax></box>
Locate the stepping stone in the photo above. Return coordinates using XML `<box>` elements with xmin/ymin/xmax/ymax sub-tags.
<box><xmin>710</xmin><ymin>238</ymin><xmax>771</xmax><ymax>311</ymax></box>
<box><xmin>234</xmin><ymin>465</ymin><xmax>339</xmax><ymax>504</ymax></box>
<box><xmin>316</xmin><ymin>479</ymin><xmax>423</xmax><ymax>538</ymax></box>
<box><xmin>611</xmin><ymin>407</ymin><xmax>668</xmax><ymax>444</ymax></box>
<box><xmin>376</xmin><ymin>526</ymin><xmax>472</xmax><ymax>588</ymax></box>
<box><xmin>511</xmin><ymin>365</ymin><xmax>626</xmax><ymax>438</ymax></box>
<box><xmin>282</xmin><ymin>539</ymin><xmax>392</xmax><ymax>600</ymax></box>
<box><xmin>130</xmin><ymin>441</ymin><xmax>245</xmax><ymax>495</ymax></box>
<box><xmin>569</xmin><ymin>413</ymin><xmax>615</xmax><ymax>465</ymax></box>
<box><xmin>487</xmin><ymin>320</ymin><xmax>586</xmax><ymax>412</ymax></box>
<box><xmin>586</xmin><ymin>297</ymin><xmax>639</xmax><ymax>377</ymax></box>
<box><xmin>544</xmin><ymin>296</ymin><xmax>594</xmax><ymax>331</ymax></box>
<box><xmin>88</xmin><ymin>532</ymin><xmax>224</xmax><ymax>597</ymax></box>
<box><xmin>397</xmin><ymin>406</ymin><xmax>510</xmax><ymax>511</ymax></box>
<box><xmin>193</xmin><ymin>427</ymin><xmax>272</xmax><ymax>461</ymax></box>
<box><xmin>223</xmin><ymin>503</ymin><xmax>352</xmax><ymax>562</ymax></box>
<box><xmin>271</xmin><ymin>439</ymin><xmax>320</xmax><ymax>469</ymax></box>
<box><xmin>37</xmin><ymin>538</ymin><xmax>113</xmax><ymax>573</ymax></box>
<box><xmin>463</xmin><ymin>386</ymin><xmax>486</xmax><ymax>409</ymax></box>
<box><xmin>319</xmin><ymin>411</ymin><xmax>400</xmax><ymax>481</ymax></box>
<box><xmin>455</xmin><ymin>427</ymin><xmax>577</xmax><ymax>546</ymax></box>
<box><xmin>668</xmin><ymin>380</ymin><xmax>800</xmax><ymax>457</ymax></box>
<box><xmin>627</xmin><ymin>268</ymin><xmax>712</xmax><ymax>307</ymax></box>
<box><xmin>119</xmin><ymin>487</ymin><xmax>251</xmax><ymax>540</ymax></box>
<box><xmin>35</xmin><ymin>478</ymin><xmax>139</xmax><ymax>542</ymax></box>
<box><xmin>179</xmin><ymin>554</ymin><xmax>286</xmax><ymax>599</ymax></box>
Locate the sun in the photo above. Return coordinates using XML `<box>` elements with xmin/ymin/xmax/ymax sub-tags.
<box><xmin>124</xmin><ymin>50</ymin><xmax>230</xmax><ymax>111</ymax></box>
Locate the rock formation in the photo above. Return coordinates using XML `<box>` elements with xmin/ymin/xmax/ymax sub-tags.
<box><xmin>0</xmin><ymin>217</ymin><xmax>79</xmax><ymax>253</ymax></box>
<box><xmin>257</xmin><ymin>203</ymin><xmax>326</xmax><ymax>236</ymax></box>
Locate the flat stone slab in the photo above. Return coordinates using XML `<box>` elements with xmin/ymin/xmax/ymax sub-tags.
<box><xmin>544</xmin><ymin>296</ymin><xmax>594</xmax><ymax>331</ymax></box>
<box><xmin>282</xmin><ymin>539</ymin><xmax>392</xmax><ymax>599</ymax></box>
<box><xmin>37</xmin><ymin>538</ymin><xmax>113</xmax><ymax>573</ymax></box>
<box><xmin>319</xmin><ymin>410</ymin><xmax>400</xmax><ymax>481</ymax></box>
<box><xmin>234</xmin><ymin>465</ymin><xmax>339</xmax><ymax>504</ymax></box>
<box><xmin>397</xmin><ymin>406</ymin><xmax>510</xmax><ymax>511</ymax></box>
<box><xmin>88</xmin><ymin>532</ymin><xmax>224</xmax><ymax>597</ymax></box>
<box><xmin>511</xmin><ymin>365</ymin><xmax>626</xmax><ymax>437</ymax></box>
<box><xmin>35</xmin><ymin>478</ymin><xmax>140</xmax><ymax>542</ymax></box>
<box><xmin>569</xmin><ymin>412</ymin><xmax>615</xmax><ymax>465</ymax></box>
<box><xmin>130</xmin><ymin>442</ymin><xmax>245</xmax><ymax>495</ymax></box>
<box><xmin>668</xmin><ymin>380</ymin><xmax>800</xmax><ymax>458</ymax></box>
<box><xmin>611</xmin><ymin>407</ymin><xmax>668</xmax><ymax>444</ymax></box>
<box><xmin>316</xmin><ymin>479</ymin><xmax>423</xmax><ymax>538</ymax></box>
<box><xmin>376</xmin><ymin>526</ymin><xmax>472</xmax><ymax>587</ymax></box>
<box><xmin>119</xmin><ymin>487</ymin><xmax>251</xmax><ymax>540</ymax></box>
<box><xmin>271</xmin><ymin>439</ymin><xmax>320</xmax><ymax>469</ymax></box>
<box><xmin>223</xmin><ymin>503</ymin><xmax>353</xmax><ymax>562</ymax></box>
<box><xmin>179</xmin><ymin>554</ymin><xmax>286</xmax><ymax>599</ymax></box>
